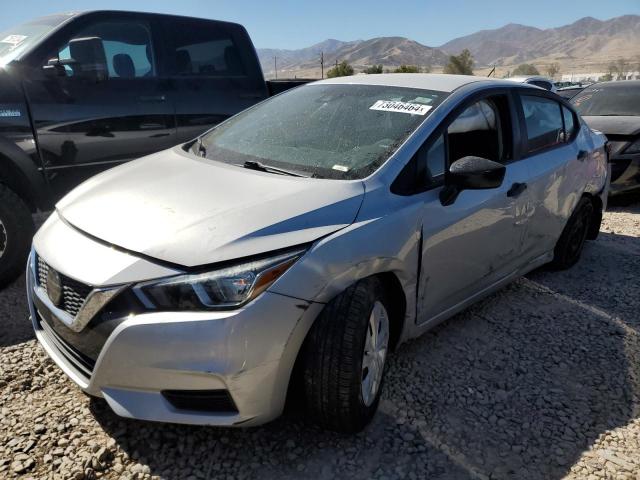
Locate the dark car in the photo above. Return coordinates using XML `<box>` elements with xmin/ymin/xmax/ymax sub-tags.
<box><xmin>0</xmin><ymin>11</ymin><xmax>307</xmax><ymax>286</ymax></box>
<box><xmin>572</xmin><ymin>81</ymin><xmax>640</xmax><ymax>195</ymax></box>
<box><xmin>556</xmin><ymin>86</ymin><xmax>585</xmax><ymax>99</ymax></box>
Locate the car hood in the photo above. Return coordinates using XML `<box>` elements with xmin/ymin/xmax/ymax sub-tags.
<box><xmin>581</xmin><ymin>116</ymin><xmax>640</xmax><ymax>137</ymax></box>
<box><xmin>57</xmin><ymin>147</ymin><xmax>365</xmax><ymax>267</ymax></box>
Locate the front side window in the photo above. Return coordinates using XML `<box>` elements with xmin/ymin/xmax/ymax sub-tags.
<box><xmin>167</xmin><ymin>22</ymin><xmax>246</xmax><ymax>77</ymax></box>
<box><xmin>56</xmin><ymin>20</ymin><xmax>155</xmax><ymax>78</ymax></box>
<box><xmin>447</xmin><ymin>98</ymin><xmax>505</xmax><ymax>163</ymax></box>
<box><xmin>521</xmin><ymin>95</ymin><xmax>563</xmax><ymax>153</ymax></box>
<box><xmin>197</xmin><ymin>84</ymin><xmax>448</xmax><ymax>179</ymax></box>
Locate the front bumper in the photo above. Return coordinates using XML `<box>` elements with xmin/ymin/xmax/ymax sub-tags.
<box><xmin>609</xmin><ymin>155</ymin><xmax>640</xmax><ymax>195</ymax></box>
<box><xmin>27</xmin><ymin>249</ymin><xmax>323</xmax><ymax>427</ymax></box>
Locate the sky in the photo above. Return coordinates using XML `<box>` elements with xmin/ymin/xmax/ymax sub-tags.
<box><xmin>1</xmin><ymin>0</ymin><xmax>638</xmax><ymax>50</ymax></box>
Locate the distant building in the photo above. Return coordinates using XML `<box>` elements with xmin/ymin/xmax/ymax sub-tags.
<box><xmin>561</xmin><ymin>71</ymin><xmax>640</xmax><ymax>82</ymax></box>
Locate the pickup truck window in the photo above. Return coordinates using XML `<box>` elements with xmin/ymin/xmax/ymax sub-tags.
<box><xmin>166</xmin><ymin>22</ymin><xmax>246</xmax><ymax>77</ymax></box>
<box><xmin>0</xmin><ymin>14</ymin><xmax>71</xmax><ymax>66</ymax></box>
<box><xmin>56</xmin><ymin>21</ymin><xmax>155</xmax><ymax>78</ymax></box>
<box><xmin>197</xmin><ymin>84</ymin><xmax>447</xmax><ymax>180</ymax></box>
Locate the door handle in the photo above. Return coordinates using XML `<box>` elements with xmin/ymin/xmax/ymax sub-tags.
<box><xmin>577</xmin><ymin>150</ymin><xmax>588</xmax><ymax>161</ymax></box>
<box><xmin>507</xmin><ymin>182</ymin><xmax>527</xmax><ymax>198</ymax></box>
<box><xmin>140</xmin><ymin>123</ymin><xmax>164</xmax><ymax>130</ymax></box>
<box><xmin>138</xmin><ymin>95</ymin><xmax>166</xmax><ymax>103</ymax></box>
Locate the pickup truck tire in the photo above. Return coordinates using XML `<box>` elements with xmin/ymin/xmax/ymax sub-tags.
<box><xmin>302</xmin><ymin>277</ymin><xmax>390</xmax><ymax>433</ymax></box>
<box><xmin>550</xmin><ymin>197</ymin><xmax>593</xmax><ymax>270</ymax></box>
<box><xmin>0</xmin><ymin>184</ymin><xmax>34</xmax><ymax>288</ymax></box>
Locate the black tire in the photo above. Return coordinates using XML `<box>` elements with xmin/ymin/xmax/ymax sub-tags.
<box><xmin>302</xmin><ymin>277</ymin><xmax>390</xmax><ymax>433</ymax></box>
<box><xmin>550</xmin><ymin>197</ymin><xmax>593</xmax><ymax>270</ymax></box>
<box><xmin>0</xmin><ymin>184</ymin><xmax>34</xmax><ymax>288</ymax></box>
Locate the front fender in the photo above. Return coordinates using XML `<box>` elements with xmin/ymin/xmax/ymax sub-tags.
<box><xmin>269</xmin><ymin>186</ymin><xmax>422</xmax><ymax>338</ymax></box>
<box><xmin>0</xmin><ymin>135</ymin><xmax>50</xmax><ymax>210</ymax></box>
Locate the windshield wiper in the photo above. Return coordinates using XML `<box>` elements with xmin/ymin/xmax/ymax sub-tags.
<box><xmin>242</xmin><ymin>160</ymin><xmax>309</xmax><ymax>177</ymax></box>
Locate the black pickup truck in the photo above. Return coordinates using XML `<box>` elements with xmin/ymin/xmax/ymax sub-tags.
<box><xmin>0</xmin><ymin>10</ymin><xmax>309</xmax><ymax>286</ymax></box>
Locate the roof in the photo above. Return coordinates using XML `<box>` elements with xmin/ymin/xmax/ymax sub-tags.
<box><xmin>315</xmin><ymin>73</ymin><xmax>503</xmax><ymax>93</ymax></box>
<box><xmin>505</xmin><ymin>76</ymin><xmax>553</xmax><ymax>83</ymax></box>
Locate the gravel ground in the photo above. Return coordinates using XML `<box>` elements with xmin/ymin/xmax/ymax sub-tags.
<box><xmin>1</xmin><ymin>195</ymin><xmax>639</xmax><ymax>480</ymax></box>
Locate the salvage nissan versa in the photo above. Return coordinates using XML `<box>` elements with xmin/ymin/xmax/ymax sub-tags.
<box><xmin>28</xmin><ymin>74</ymin><xmax>609</xmax><ymax>433</ymax></box>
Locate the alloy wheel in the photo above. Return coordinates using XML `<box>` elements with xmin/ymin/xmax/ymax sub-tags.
<box><xmin>566</xmin><ymin>206</ymin><xmax>591</xmax><ymax>263</ymax></box>
<box><xmin>361</xmin><ymin>301</ymin><xmax>389</xmax><ymax>407</ymax></box>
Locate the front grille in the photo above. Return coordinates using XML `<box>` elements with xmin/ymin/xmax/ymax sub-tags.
<box><xmin>37</xmin><ymin>313</ymin><xmax>95</xmax><ymax>380</ymax></box>
<box><xmin>37</xmin><ymin>256</ymin><xmax>92</xmax><ymax>317</ymax></box>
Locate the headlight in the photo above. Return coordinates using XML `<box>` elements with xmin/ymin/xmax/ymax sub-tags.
<box><xmin>133</xmin><ymin>248</ymin><xmax>306</xmax><ymax>311</ymax></box>
<box><xmin>623</xmin><ymin>138</ymin><xmax>640</xmax><ymax>155</ymax></box>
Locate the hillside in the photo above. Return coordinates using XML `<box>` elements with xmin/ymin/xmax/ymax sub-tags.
<box><xmin>258</xmin><ymin>37</ymin><xmax>447</xmax><ymax>78</ymax></box>
<box><xmin>440</xmin><ymin>15</ymin><xmax>640</xmax><ymax>67</ymax></box>
<box><xmin>258</xmin><ymin>15</ymin><xmax>640</xmax><ymax>78</ymax></box>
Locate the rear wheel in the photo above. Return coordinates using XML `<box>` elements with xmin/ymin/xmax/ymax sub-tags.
<box><xmin>302</xmin><ymin>277</ymin><xmax>390</xmax><ymax>433</ymax></box>
<box><xmin>550</xmin><ymin>197</ymin><xmax>593</xmax><ymax>270</ymax></box>
<box><xmin>0</xmin><ymin>184</ymin><xmax>34</xmax><ymax>288</ymax></box>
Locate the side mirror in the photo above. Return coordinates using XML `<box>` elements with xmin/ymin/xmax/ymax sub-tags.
<box><xmin>44</xmin><ymin>37</ymin><xmax>108</xmax><ymax>82</ymax></box>
<box><xmin>43</xmin><ymin>57</ymin><xmax>77</xmax><ymax>76</ymax></box>
<box><xmin>440</xmin><ymin>156</ymin><xmax>506</xmax><ymax>206</ymax></box>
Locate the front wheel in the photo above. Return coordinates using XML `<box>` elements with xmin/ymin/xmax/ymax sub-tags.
<box><xmin>550</xmin><ymin>197</ymin><xmax>593</xmax><ymax>270</ymax></box>
<box><xmin>0</xmin><ymin>184</ymin><xmax>34</xmax><ymax>288</ymax></box>
<box><xmin>302</xmin><ymin>277</ymin><xmax>390</xmax><ymax>433</ymax></box>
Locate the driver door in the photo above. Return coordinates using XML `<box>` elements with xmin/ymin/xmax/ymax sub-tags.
<box><xmin>23</xmin><ymin>14</ymin><xmax>176</xmax><ymax>200</ymax></box>
<box><xmin>416</xmin><ymin>92</ymin><xmax>532</xmax><ymax>324</ymax></box>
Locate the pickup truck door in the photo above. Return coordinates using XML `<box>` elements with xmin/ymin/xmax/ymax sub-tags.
<box><xmin>158</xmin><ymin>17</ymin><xmax>269</xmax><ymax>144</ymax></box>
<box><xmin>23</xmin><ymin>14</ymin><xmax>176</xmax><ymax>200</ymax></box>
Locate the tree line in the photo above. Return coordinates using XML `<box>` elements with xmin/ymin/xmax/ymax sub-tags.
<box><xmin>326</xmin><ymin>51</ymin><xmax>637</xmax><ymax>81</ymax></box>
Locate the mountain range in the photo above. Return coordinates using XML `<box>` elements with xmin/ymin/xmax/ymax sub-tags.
<box><xmin>257</xmin><ymin>15</ymin><xmax>640</xmax><ymax>78</ymax></box>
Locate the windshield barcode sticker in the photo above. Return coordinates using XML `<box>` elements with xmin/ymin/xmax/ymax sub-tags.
<box><xmin>370</xmin><ymin>100</ymin><xmax>431</xmax><ymax>115</ymax></box>
<box><xmin>0</xmin><ymin>35</ymin><xmax>27</xmax><ymax>46</ymax></box>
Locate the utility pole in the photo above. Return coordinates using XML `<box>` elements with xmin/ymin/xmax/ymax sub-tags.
<box><xmin>274</xmin><ymin>56</ymin><xmax>277</xmax><ymax>80</ymax></box>
<box><xmin>320</xmin><ymin>51</ymin><xmax>324</xmax><ymax>79</ymax></box>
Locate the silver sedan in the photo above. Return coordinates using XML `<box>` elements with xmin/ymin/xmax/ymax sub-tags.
<box><xmin>28</xmin><ymin>74</ymin><xmax>608</xmax><ymax>433</ymax></box>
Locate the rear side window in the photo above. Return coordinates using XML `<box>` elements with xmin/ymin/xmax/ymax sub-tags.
<box><xmin>521</xmin><ymin>95</ymin><xmax>563</xmax><ymax>153</ymax></box>
<box><xmin>165</xmin><ymin>20</ymin><xmax>247</xmax><ymax>77</ymax></box>
<box><xmin>56</xmin><ymin>20</ymin><xmax>155</xmax><ymax>78</ymax></box>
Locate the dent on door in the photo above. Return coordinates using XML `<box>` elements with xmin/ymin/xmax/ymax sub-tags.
<box><xmin>417</xmin><ymin>189</ymin><xmax>522</xmax><ymax>324</ymax></box>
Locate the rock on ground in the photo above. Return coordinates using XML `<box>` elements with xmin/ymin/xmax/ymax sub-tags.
<box><xmin>0</xmin><ymin>195</ymin><xmax>639</xmax><ymax>479</ymax></box>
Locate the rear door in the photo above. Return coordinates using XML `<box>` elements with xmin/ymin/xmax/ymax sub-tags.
<box><xmin>414</xmin><ymin>91</ymin><xmax>532</xmax><ymax>323</ymax></box>
<box><xmin>158</xmin><ymin>17</ymin><xmax>268</xmax><ymax>143</ymax></box>
<box><xmin>514</xmin><ymin>92</ymin><xmax>584</xmax><ymax>261</ymax></box>
<box><xmin>23</xmin><ymin>12</ymin><xmax>176</xmax><ymax>200</ymax></box>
